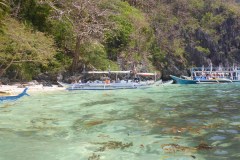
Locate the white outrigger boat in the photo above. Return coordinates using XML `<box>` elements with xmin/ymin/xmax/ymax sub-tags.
<box><xmin>170</xmin><ymin>64</ymin><xmax>240</xmax><ymax>84</ymax></box>
<box><xmin>67</xmin><ymin>80</ymin><xmax>140</xmax><ymax>90</ymax></box>
<box><xmin>58</xmin><ymin>70</ymin><xmax>158</xmax><ymax>90</ymax></box>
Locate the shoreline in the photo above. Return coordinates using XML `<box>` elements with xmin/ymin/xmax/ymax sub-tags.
<box><xmin>0</xmin><ymin>84</ymin><xmax>65</xmax><ymax>95</ymax></box>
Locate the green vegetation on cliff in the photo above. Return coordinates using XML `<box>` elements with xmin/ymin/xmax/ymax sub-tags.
<box><xmin>0</xmin><ymin>17</ymin><xmax>60</xmax><ymax>80</ymax></box>
<box><xmin>0</xmin><ymin>0</ymin><xmax>240</xmax><ymax>81</ymax></box>
<box><xmin>127</xmin><ymin>0</ymin><xmax>240</xmax><ymax>76</ymax></box>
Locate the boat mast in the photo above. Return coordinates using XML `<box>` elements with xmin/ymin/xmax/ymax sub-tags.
<box><xmin>190</xmin><ymin>62</ymin><xmax>193</xmax><ymax>79</ymax></box>
<box><xmin>232</xmin><ymin>63</ymin><xmax>236</xmax><ymax>80</ymax></box>
<box><xmin>210</xmin><ymin>61</ymin><xmax>212</xmax><ymax>75</ymax></box>
<box><xmin>236</xmin><ymin>63</ymin><xmax>239</xmax><ymax>80</ymax></box>
<box><xmin>154</xmin><ymin>72</ymin><xmax>156</xmax><ymax>82</ymax></box>
<box><xmin>201</xmin><ymin>65</ymin><xmax>204</xmax><ymax>76</ymax></box>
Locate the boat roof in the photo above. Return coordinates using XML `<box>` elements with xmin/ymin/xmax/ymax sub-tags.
<box><xmin>191</xmin><ymin>67</ymin><xmax>240</xmax><ymax>71</ymax></box>
<box><xmin>85</xmin><ymin>71</ymin><xmax>131</xmax><ymax>74</ymax></box>
<box><xmin>136</xmin><ymin>73</ymin><xmax>156</xmax><ymax>76</ymax></box>
<box><xmin>84</xmin><ymin>71</ymin><xmax>156</xmax><ymax>75</ymax></box>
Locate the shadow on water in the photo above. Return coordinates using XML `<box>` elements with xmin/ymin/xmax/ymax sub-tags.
<box><xmin>81</xmin><ymin>100</ymin><xmax>117</xmax><ymax>107</ymax></box>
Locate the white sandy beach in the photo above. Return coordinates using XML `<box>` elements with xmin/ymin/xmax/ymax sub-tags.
<box><xmin>0</xmin><ymin>84</ymin><xmax>65</xmax><ymax>95</ymax></box>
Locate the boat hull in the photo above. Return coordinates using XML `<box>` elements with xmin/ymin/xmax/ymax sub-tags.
<box><xmin>66</xmin><ymin>82</ymin><xmax>140</xmax><ymax>90</ymax></box>
<box><xmin>67</xmin><ymin>85</ymin><xmax>137</xmax><ymax>90</ymax></box>
<box><xmin>170</xmin><ymin>75</ymin><xmax>240</xmax><ymax>84</ymax></box>
<box><xmin>170</xmin><ymin>75</ymin><xmax>197</xmax><ymax>84</ymax></box>
<box><xmin>0</xmin><ymin>88</ymin><xmax>29</xmax><ymax>102</ymax></box>
<box><xmin>59</xmin><ymin>80</ymin><xmax>154</xmax><ymax>90</ymax></box>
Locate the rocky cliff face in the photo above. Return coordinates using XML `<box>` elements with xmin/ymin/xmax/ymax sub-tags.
<box><xmin>188</xmin><ymin>17</ymin><xmax>240</xmax><ymax>68</ymax></box>
<box><xmin>143</xmin><ymin>0</ymin><xmax>240</xmax><ymax>79</ymax></box>
<box><xmin>165</xmin><ymin>26</ymin><xmax>240</xmax><ymax>79</ymax></box>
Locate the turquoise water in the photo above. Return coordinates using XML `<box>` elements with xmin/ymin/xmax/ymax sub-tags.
<box><xmin>0</xmin><ymin>84</ymin><xmax>240</xmax><ymax>160</ymax></box>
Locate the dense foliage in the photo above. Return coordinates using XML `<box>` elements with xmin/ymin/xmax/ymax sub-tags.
<box><xmin>125</xmin><ymin>0</ymin><xmax>240</xmax><ymax>76</ymax></box>
<box><xmin>0</xmin><ymin>0</ymin><xmax>9</xmax><ymax>25</ymax></box>
<box><xmin>0</xmin><ymin>18</ymin><xmax>59</xmax><ymax>80</ymax></box>
<box><xmin>0</xmin><ymin>0</ymin><xmax>240</xmax><ymax>81</ymax></box>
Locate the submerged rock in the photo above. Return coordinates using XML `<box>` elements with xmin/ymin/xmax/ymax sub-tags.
<box><xmin>93</xmin><ymin>141</ymin><xmax>133</xmax><ymax>152</ymax></box>
<box><xmin>161</xmin><ymin>142</ymin><xmax>213</xmax><ymax>153</ymax></box>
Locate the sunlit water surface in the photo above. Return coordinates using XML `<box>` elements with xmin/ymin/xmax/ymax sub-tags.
<box><xmin>0</xmin><ymin>84</ymin><xmax>240</xmax><ymax>160</ymax></box>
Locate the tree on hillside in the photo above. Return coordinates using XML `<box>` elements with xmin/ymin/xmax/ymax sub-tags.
<box><xmin>0</xmin><ymin>18</ymin><xmax>57</xmax><ymax>80</ymax></box>
<box><xmin>0</xmin><ymin>0</ymin><xmax>9</xmax><ymax>21</ymax></box>
<box><xmin>0</xmin><ymin>0</ymin><xmax>8</xmax><ymax>9</ymax></box>
<box><xmin>10</xmin><ymin>0</ymin><xmax>52</xmax><ymax>32</ymax></box>
<box><xmin>45</xmin><ymin>0</ymin><xmax>108</xmax><ymax>74</ymax></box>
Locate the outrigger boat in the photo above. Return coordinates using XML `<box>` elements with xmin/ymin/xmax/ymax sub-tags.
<box><xmin>58</xmin><ymin>70</ymin><xmax>158</xmax><ymax>90</ymax></box>
<box><xmin>0</xmin><ymin>88</ymin><xmax>29</xmax><ymax>102</ymax></box>
<box><xmin>170</xmin><ymin>75</ymin><xmax>233</xmax><ymax>84</ymax></box>
<box><xmin>170</xmin><ymin>65</ymin><xmax>240</xmax><ymax>84</ymax></box>
<box><xmin>67</xmin><ymin>80</ymin><xmax>140</xmax><ymax>90</ymax></box>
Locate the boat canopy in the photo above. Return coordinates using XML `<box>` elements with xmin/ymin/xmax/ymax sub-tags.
<box><xmin>84</xmin><ymin>71</ymin><xmax>157</xmax><ymax>75</ymax></box>
<box><xmin>109</xmin><ymin>71</ymin><xmax>131</xmax><ymax>74</ymax></box>
<box><xmin>85</xmin><ymin>71</ymin><xmax>131</xmax><ymax>74</ymax></box>
<box><xmin>136</xmin><ymin>73</ymin><xmax>156</xmax><ymax>76</ymax></box>
<box><xmin>83</xmin><ymin>71</ymin><xmax>157</xmax><ymax>81</ymax></box>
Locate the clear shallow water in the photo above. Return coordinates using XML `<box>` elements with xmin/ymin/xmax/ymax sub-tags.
<box><xmin>0</xmin><ymin>84</ymin><xmax>240</xmax><ymax>160</ymax></box>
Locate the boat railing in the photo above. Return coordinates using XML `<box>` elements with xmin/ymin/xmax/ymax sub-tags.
<box><xmin>190</xmin><ymin>67</ymin><xmax>239</xmax><ymax>72</ymax></box>
<box><xmin>193</xmin><ymin>75</ymin><xmax>239</xmax><ymax>80</ymax></box>
<box><xmin>190</xmin><ymin>66</ymin><xmax>240</xmax><ymax>80</ymax></box>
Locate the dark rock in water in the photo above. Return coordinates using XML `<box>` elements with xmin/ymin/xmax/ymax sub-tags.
<box><xmin>82</xmin><ymin>100</ymin><xmax>116</xmax><ymax>107</ymax></box>
<box><xmin>196</xmin><ymin>142</ymin><xmax>213</xmax><ymax>150</ymax></box>
<box><xmin>85</xmin><ymin>120</ymin><xmax>104</xmax><ymax>127</ymax></box>
<box><xmin>191</xmin><ymin>155</ymin><xmax>196</xmax><ymax>159</ymax></box>
<box><xmin>138</xmin><ymin>98</ymin><xmax>155</xmax><ymax>104</ymax></box>
<box><xmin>161</xmin><ymin>142</ymin><xmax>213</xmax><ymax>154</ymax></box>
<box><xmin>88</xmin><ymin>153</ymin><xmax>100</xmax><ymax>160</ymax></box>
<box><xmin>93</xmin><ymin>141</ymin><xmax>133</xmax><ymax>152</ymax></box>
